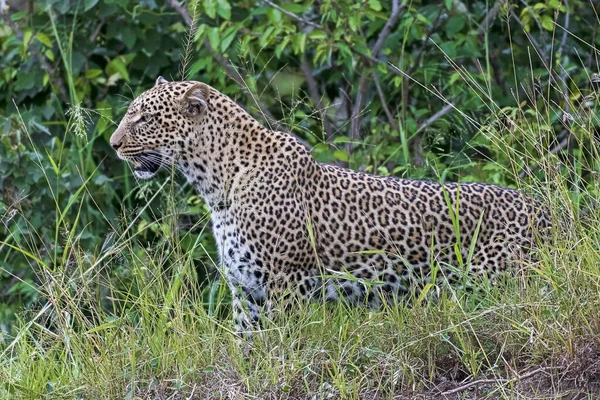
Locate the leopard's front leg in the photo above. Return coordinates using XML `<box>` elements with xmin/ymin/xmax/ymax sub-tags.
<box><xmin>227</xmin><ymin>263</ymin><xmax>269</xmax><ymax>340</ymax></box>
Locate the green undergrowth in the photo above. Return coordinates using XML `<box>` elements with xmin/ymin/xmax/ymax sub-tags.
<box><xmin>1</xmin><ymin>153</ymin><xmax>600</xmax><ymax>399</ymax></box>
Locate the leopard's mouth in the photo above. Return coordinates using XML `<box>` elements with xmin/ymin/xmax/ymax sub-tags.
<box><xmin>132</xmin><ymin>152</ymin><xmax>162</xmax><ymax>179</ymax></box>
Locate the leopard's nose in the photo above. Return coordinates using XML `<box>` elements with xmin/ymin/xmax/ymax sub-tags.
<box><xmin>110</xmin><ymin>125</ymin><xmax>126</xmax><ymax>151</ymax></box>
<box><xmin>110</xmin><ymin>141</ymin><xmax>122</xmax><ymax>150</ymax></box>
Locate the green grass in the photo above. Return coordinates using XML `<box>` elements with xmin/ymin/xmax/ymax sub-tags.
<box><xmin>1</xmin><ymin>216</ymin><xmax>600</xmax><ymax>399</ymax></box>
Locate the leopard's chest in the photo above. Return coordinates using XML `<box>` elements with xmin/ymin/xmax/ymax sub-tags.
<box><xmin>211</xmin><ymin>210</ymin><xmax>240</xmax><ymax>263</ymax></box>
<box><xmin>210</xmin><ymin>210</ymin><xmax>260</xmax><ymax>287</ymax></box>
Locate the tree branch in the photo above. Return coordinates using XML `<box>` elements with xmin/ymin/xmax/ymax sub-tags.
<box><xmin>166</xmin><ymin>0</ymin><xmax>192</xmax><ymax>24</ymax></box>
<box><xmin>371</xmin><ymin>0</ymin><xmax>402</xmax><ymax>57</ymax></box>
<box><xmin>406</xmin><ymin>7</ymin><xmax>444</xmax><ymax>78</ymax></box>
<box><xmin>416</xmin><ymin>103</ymin><xmax>455</xmax><ymax>134</ymax></box>
<box><xmin>477</xmin><ymin>0</ymin><xmax>508</xmax><ymax>40</ymax></box>
<box><xmin>300</xmin><ymin>57</ymin><xmax>333</xmax><ymax>136</ymax></box>
<box><xmin>349</xmin><ymin>0</ymin><xmax>403</xmax><ymax>151</ymax></box>
<box><xmin>373</xmin><ymin>74</ymin><xmax>398</xmax><ymax>133</ymax></box>
<box><xmin>262</xmin><ymin>0</ymin><xmax>323</xmax><ymax>29</ymax></box>
<box><xmin>349</xmin><ymin>76</ymin><xmax>369</xmax><ymax>144</ymax></box>
<box><xmin>509</xmin><ymin>10</ymin><xmax>548</xmax><ymax>61</ymax></box>
<box><xmin>405</xmin><ymin>2</ymin><xmax>509</xmax><ymax>132</ymax></box>
<box><xmin>89</xmin><ymin>20</ymin><xmax>105</xmax><ymax>43</ymax></box>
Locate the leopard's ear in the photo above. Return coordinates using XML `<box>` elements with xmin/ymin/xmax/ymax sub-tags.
<box><xmin>179</xmin><ymin>82</ymin><xmax>211</xmax><ymax>118</ymax></box>
<box><xmin>155</xmin><ymin>76</ymin><xmax>168</xmax><ymax>86</ymax></box>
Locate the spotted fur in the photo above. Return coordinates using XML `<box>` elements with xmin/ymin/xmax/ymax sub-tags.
<box><xmin>110</xmin><ymin>78</ymin><xmax>551</xmax><ymax>334</ymax></box>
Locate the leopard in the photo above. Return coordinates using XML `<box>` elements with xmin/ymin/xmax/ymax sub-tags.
<box><xmin>110</xmin><ymin>77</ymin><xmax>551</xmax><ymax>335</ymax></box>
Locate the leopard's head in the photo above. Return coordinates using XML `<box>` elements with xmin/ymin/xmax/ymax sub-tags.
<box><xmin>110</xmin><ymin>77</ymin><xmax>212</xmax><ymax>179</ymax></box>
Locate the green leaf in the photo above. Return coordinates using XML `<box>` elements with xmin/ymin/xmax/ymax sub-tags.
<box><xmin>36</xmin><ymin>32</ymin><xmax>52</xmax><ymax>47</ymax></box>
<box><xmin>10</xmin><ymin>11</ymin><xmax>26</xmax><ymax>21</ymax></box>
<box><xmin>368</xmin><ymin>0</ymin><xmax>382</xmax><ymax>11</ymax></box>
<box><xmin>85</xmin><ymin>69</ymin><xmax>103</xmax><ymax>79</ymax></box>
<box><xmin>275</xmin><ymin>35</ymin><xmax>290</xmax><ymax>58</ymax></box>
<box><xmin>188</xmin><ymin>56</ymin><xmax>210</xmax><ymax>78</ymax></box>
<box><xmin>349</xmin><ymin>14</ymin><xmax>360</xmax><ymax>31</ymax></box>
<box><xmin>308</xmin><ymin>30</ymin><xmax>328</xmax><ymax>40</ymax></box>
<box><xmin>23</xmin><ymin>30</ymin><xmax>32</xmax><ymax>47</ymax></box>
<box><xmin>333</xmin><ymin>136</ymin><xmax>352</xmax><ymax>144</ymax></box>
<box><xmin>449</xmin><ymin>71</ymin><xmax>461</xmax><ymax>85</ymax></box>
<box><xmin>440</xmin><ymin>41</ymin><xmax>457</xmax><ymax>59</ymax></box>
<box><xmin>122</xmin><ymin>27</ymin><xmax>136</xmax><ymax>49</ymax></box>
<box><xmin>267</xmin><ymin>7</ymin><xmax>282</xmax><ymax>23</ymax></box>
<box><xmin>415</xmin><ymin>14</ymin><xmax>432</xmax><ymax>26</ymax></box>
<box><xmin>337</xmin><ymin>42</ymin><xmax>352</xmax><ymax>59</ymax></box>
<box><xmin>106</xmin><ymin>56</ymin><xmax>130</xmax><ymax>82</ymax></box>
<box><xmin>445</xmin><ymin>16</ymin><xmax>465</xmax><ymax>37</ymax></box>
<box><xmin>541</xmin><ymin>15</ymin><xmax>554</xmax><ymax>31</ymax></box>
<box><xmin>292</xmin><ymin>33</ymin><xmax>306</xmax><ymax>54</ymax></box>
<box><xmin>216</xmin><ymin>0</ymin><xmax>231</xmax><ymax>20</ymax></box>
<box><xmin>220</xmin><ymin>29</ymin><xmax>236</xmax><ymax>52</ymax></box>
<box><xmin>279</xmin><ymin>3</ymin><xmax>307</xmax><ymax>13</ymax></box>
<box><xmin>204</xmin><ymin>0</ymin><xmax>217</xmax><ymax>19</ymax></box>
<box><xmin>207</xmin><ymin>27</ymin><xmax>220</xmax><ymax>50</ymax></box>
<box><xmin>259</xmin><ymin>26</ymin><xmax>275</xmax><ymax>47</ymax></box>
<box><xmin>85</xmin><ymin>0</ymin><xmax>99</xmax><ymax>11</ymax></box>
<box><xmin>45</xmin><ymin>150</ymin><xmax>59</xmax><ymax>175</ymax></box>
<box><xmin>44</xmin><ymin>49</ymin><xmax>54</xmax><ymax>62</ymax></box>
<box><xmin>334</xmin><ymin>150</ymin><xmax>349</xmax><ymax>162</ymax></box>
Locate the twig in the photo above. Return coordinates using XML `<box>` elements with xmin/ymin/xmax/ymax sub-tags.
<box><xmin>371</xmin><ymin>0</ymin><xmax>402</xmax><ymax>57</ymax></box>
<box><xmin>406</xmin><ymin>8</ymin><xmax>444</xmax><ymax>78</ymax></box>
<box><xmin>89</xmin><ymin>20</ymin><xmax>105</xmax><ymax>43</ymax></box>
<box><xmin>518</xmin><ymin>131</ymin><xmax>570</xmax><ymax>178</ymax></box>
<box><xmin>373</xmin><ymin>74</ymin><xmax>398</xmax><ymax>133</ymax></box>
<box><xmin>300</xmin><ymin>57</ymin><xmax>333</xmax><ymax>136</ymax></box>
<box><xmin>262</xmin><ymin>0</ymin><xmax>323</xmax><ymax>29</ymax></box>
<box><xmin>166</xmin><ymin>0</ymin><xmax>192</xmax><ymax>24</ymax></box>
<box><xmin>404</xmin><ymin>0</ymin><xmax>507</xmax><ymax>133</ymax></box>
<box><xmin>441</xmin><ymin>367</ymin><xmax>546</xmax><ymax>395</ymax></box>
<box><xmin>185</xmin><ymin>384</ymin><xmax>197</xmax><ymax>400</ymax></box>
<box><xmin>477</xmin><ymin>0</ymin><xmax>508</xmax><ymax>40</ymax></box>
<box><xmin>349</xmin><ymin>0</ymin><xmax>402</xmax><ymax>148</ymax></box>
<box><xmin>510</xmin><ymin>10</ymin><xmax>548</xmax><ymax>61</ymax></box>
<box><xmin>349</xmin><ymin>76</ymin><xmax>369</xmax><ymax>143</ymax></box>
<box><xmin>416</xmin><ymin>103</ymin><xmax>454</xmax><ymax>134</ymax></box>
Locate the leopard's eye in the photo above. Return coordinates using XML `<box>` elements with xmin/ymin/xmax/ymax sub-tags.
<box><xmin>136</xmin><ymin>114</ymin><xmax>151</xmax><ymax>124</ymax></box>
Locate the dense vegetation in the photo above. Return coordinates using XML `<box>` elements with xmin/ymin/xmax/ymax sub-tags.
<box><xmin>1</xmin><ymin>0</ymin><xmax>600</xmax><ymax>398</ymax></box>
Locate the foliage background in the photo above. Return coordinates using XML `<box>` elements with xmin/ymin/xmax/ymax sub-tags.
<box><xmin>0</xmin><ymin>0</ymin><xmax>598</xmax><ymax>330</ymax></box>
